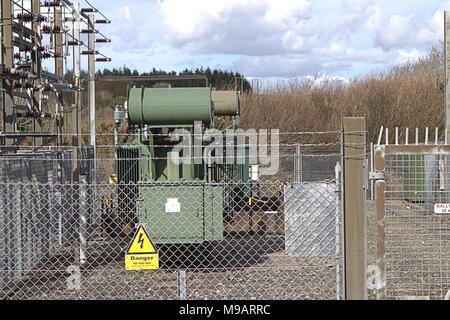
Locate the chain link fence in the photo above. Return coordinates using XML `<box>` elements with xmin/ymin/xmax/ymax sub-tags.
<box><xmin>382</xmin><ymin>153</ymin><xmax>450</xmax><ymax>300</ymax></box>
<box><xmin>0</xmin><ymin>137</ymin><xmax>344</xmax><ymax>300</ymax></box>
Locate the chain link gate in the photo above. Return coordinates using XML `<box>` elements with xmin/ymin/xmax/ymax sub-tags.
<box><xmin>372</xmin><ymin>142</ymin><xmax>450</xmax><ymax>300</ymax></box>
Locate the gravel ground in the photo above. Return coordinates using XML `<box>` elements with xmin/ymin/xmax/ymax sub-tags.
<box><xmin>2</xmin><ymin>234</ymin><xmax>342</xmax><ymax>300</ymax></box>
<box><xmin>366</xmin><ymin>199</ymin><xmax>450</xmax><ymax>300</ymax></box>
<box><xmin>2</xmin><ymin>199</ymin><xmax>448</xmax><ymax>300</ymax></box>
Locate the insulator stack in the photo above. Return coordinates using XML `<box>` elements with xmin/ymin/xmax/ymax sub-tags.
<box><xmin>42</xmin><ymin>25</ymin><xmax>62</xmax><ymax>34</ymax></box>
<box><xmin>17</xmin><ymin>64</ymin><xmax>32</xmax><ymax>70</ymax></box>
<box><xmin>16</xmin><ymin>13</ymin><xmax>34</xmax><ymax>22</ymax></box>
<box><xmin>81</xmin><ymin>8</ymin><xmax>97</xmax><ymax>13</ymax></box>
<box><xmin>1</xmin><ymin>68</ymin><xmax>11</xmax><ymax>74</ymax></box>
<box><xmin>82</xmin><ymin>50</ymin><xmax>98</xmax><ymax>55</ymax></box>
<box><xmin>42</xmin><ymin>1</ymin><xmax>61</xmax><ymax>7</ymax></box>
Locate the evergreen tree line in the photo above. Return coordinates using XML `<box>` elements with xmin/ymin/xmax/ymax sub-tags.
<box><xmin>95</xmin><ymin>66</ymin><xmax>252</xmax><ymax>91</ymax></box>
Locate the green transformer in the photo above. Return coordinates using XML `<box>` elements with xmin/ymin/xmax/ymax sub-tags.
<box><xmin>116</xmin><ymin>84</ymin><xmax>248</xmax><ymax>244</ymax></box>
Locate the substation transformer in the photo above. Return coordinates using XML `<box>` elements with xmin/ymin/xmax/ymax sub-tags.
<box><xmin>114</xmin><ymin>85</ymin><xmax>255</xmax><ymax>244</ymax></box>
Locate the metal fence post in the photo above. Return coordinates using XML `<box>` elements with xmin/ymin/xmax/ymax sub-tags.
<box><xmin>342</xmin><ymin>117</ymin><xmax>367</xmax><ymax>300</ymax></box>
<box><xmin>295</xmin><ymin>145</ymin><xmax>302</xmax><ymax>183</ymax></box>
<box><xmin>335</xmin><ymin>162</ymin><xmax>342</xmax><ymax>300</ymax></box>
<box><xmin>373</xmin><ymin>145</ymin><xmax>386</xmax><ymax>300</ymax></box>
<box><xmin>178</xmin><ymin>269</ymin><xmax>187</xmax><ymax>300</ymax></box>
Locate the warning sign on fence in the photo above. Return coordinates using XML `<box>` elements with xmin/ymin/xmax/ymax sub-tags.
<box><xmin>125</xmin><ymin>224</ymin><xmax>159</xmax><ymax>270</ymax></box>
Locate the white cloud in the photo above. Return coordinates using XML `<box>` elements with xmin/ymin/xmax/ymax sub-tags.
<box><xmin>366</xmin><ymin>5</ymin><xmax>381</xmax><ymax>30</ymax></box>
<box><xmin>157</xmin><ymin>0</ymin><xmax>312</xmax><ymax>55</ymax></box>
<box><xmin>91</xmin><ymin>0</ymin><xmax>448</xmax><ymax>80</ymax></box>
<box><xmin>110</xmin><ymin>6</ymin><xmax>153</xmax><ymax>53</ymax></box>
<box><xmin>376</xmin><ymin>10</ymin><xmax>444</xmax><ymax>50</ymax></box>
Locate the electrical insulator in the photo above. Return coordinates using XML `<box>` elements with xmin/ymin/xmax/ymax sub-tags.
<box><xmin>42</xmin><ymin>25</ymin><xmax>52</xmax><ymax>34</ymax></box>
<box><xmin>42</xmin><ymin>52</ymin><xmax>52</xmax><ymax>59</ymax></box>
<box><xmin>42</xmin><ymin>1</ymin><xmax>61</xmax><ymax>7</ymax></box>
<box><xmin>68</xmin><ymin>41</ymin><xmax>79</xmax><ymax>46</ymax></box>
<box><xmin>13</xmin><ymin>53</ymin><xmax>21</xmax><ymax>59</ymax></box>
<box><xmin>17</xmin><ymin>64</ymin><xmax>32</xmax><ymax>70</ymax></box>
<box><xmin>81</xmin><ymin>29</ymin><xmax>95</xmax><ymax>34</ymax></box>
<box><xmin>95</xmin><ymin>39</ymin><xmax>111</xmax><ymax>43</ymax></box>
<box><xmin>14</xmin><ymin>82</ymin><xmax>22</xmax><ymax>88</ymax></box>
<box><xmin>44</xmin><ymin>113</ymin><xmax>52</xmax><ymax>118</ymax></box>
<box><xmin>96</xmin><ymin>58</ymin><xmax>111</xmax><ymax>62</ymax></box>
<box><xmin>81</xmin><ymin>8</ymin><xmax>97</xmax><ymax>13</ymax></box>
<box><xmin>16</xmin><ymin>13</ymin><xmax>34</xmax><ymax>22</ymax></box>
<box><xmin>95</xmin><ymin>19</ymin><xmax>111</xmax><ymax>24</ymax></box>
<box><xmin>82</xmin><ymin>50</ymin><xmax>98</xmax><ymax>55</ymax></box>
<box><xmin>16</xmin><ymin>112</ymin><xmax>22</xmax><ymax>118</ymax></box>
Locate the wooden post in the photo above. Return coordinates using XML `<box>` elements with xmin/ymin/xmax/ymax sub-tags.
<box><xmin>342</xmin><ymin>117</ymin><xmax>367</xmax><ymax>300</ymax></box>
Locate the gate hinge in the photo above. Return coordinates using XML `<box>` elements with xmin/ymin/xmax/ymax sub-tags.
<box><xmin>369</xmin><ymin>171</ymin><xmax>385</xmax><ymax>180</ymax></box>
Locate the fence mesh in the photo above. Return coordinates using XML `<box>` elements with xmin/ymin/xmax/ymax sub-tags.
<box><xmin>384</xmin><ymin>154</ymin><xmax>450</xmax><ymax>300</ymax></box>
<box><xmin>0</xmin><ymin>137</ymin><xmax>344</xmax><ymax>300</ymax></box>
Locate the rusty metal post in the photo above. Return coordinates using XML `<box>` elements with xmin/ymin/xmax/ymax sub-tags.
<box><xmin>342</xmin><ymin>117</ymin><xmax>367</xmax><ymax>300</ymax></box>
<box><xmin>373</xmin><ymin>145</ymin><xmax>386</xmax><ymax>300</ymax></box>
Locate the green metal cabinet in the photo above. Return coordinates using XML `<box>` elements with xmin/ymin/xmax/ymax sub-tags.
<box><xmin>137</xmin><ymin>185</ymin><xmax>223</xmax><ymax>244</ymax></box>
<box><xmin>403</xmin><ymin>155</ymin><xmax>425</xmax><ymax>202</ymax></box>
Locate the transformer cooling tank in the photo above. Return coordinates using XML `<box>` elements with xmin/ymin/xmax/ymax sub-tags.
<box><xmin>211</xmin><ymin>90</ymin><xmax>239</xmax><ymax>116</ymax></box>
<box><xmin>127</xmin><ymin>87</ymin><xmax>213</xmax><ymax>126</ymax></box>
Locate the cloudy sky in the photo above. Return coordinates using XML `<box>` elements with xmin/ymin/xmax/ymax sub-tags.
<box><xmin>73</xmin><ymin>0</ymin><xmax>448</xmax><ymax>82</ymax></box>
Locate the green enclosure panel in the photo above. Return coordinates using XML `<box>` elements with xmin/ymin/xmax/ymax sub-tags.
<box><xmin>203</xmin><ymin>185</ymin><xmax>224</xmax><ymax>242</ymax></box>
<box><xmin>403</xmin><ymin>155</ymin><xmax>425</xmax><ymax>202</ymax></box>
<box><xmin>127</xmin><ymin>87</ymin><xmax>213</xmax><ymax>126</ymax></box>
<box><xmin>137</xmin><ymin>185</ymin><xmax>223</xmax><ymax>244</ymax></box>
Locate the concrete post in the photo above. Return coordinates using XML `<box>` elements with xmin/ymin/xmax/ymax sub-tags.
<box><xmin>342</xmin><ymin>117</ymin><xmax>367</xmax><ymax>300</ymax></box>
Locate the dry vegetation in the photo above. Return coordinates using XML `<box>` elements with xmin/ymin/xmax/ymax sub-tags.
<box><xmin>46</xmin><ymin>46</ymin><xmax>444</xmax><ymax>151</ymax></box>
<box><xmin>240</xmin><ymin>46</ymin><xmax>444</xmax><ymax>145</ymax></box>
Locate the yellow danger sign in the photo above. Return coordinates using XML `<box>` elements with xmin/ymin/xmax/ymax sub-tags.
<box><xmin>125</xmin><ymin>224</ymin><xmax>159</xmax><ymax>270</ymax></box>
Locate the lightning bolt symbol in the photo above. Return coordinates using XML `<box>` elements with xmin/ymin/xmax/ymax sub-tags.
<box><xmin>137</xmin><ymin>233</ymin><xmax>144</xmax><ymax>249</ymax></box>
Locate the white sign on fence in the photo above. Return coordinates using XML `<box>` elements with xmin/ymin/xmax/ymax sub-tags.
<box><xmin>433</xmin><ymin>203</ymin><xmax>450</xmax><ymax>214</ymax></box>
